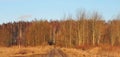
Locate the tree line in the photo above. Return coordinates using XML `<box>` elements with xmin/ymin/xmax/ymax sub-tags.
<box><xmin>0</xmin><ymin>12</ymin><xmax>120</xmax><ymax>47</ymax></box>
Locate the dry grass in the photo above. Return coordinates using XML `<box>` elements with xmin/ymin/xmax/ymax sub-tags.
<box><xmin>0</xmin><ymin>46</ymin><xmax>120</xmax><ymax>57</ymax></box>
<box><xmin>61</xmin><ymin>47</ymin><xmax>90</xmax><ymax>57</ymax></box>
<box><xmin>0</xmin><ymin>46</ymin><xmax>53</xmax><ymax>57</ymax></box>
<box><xmin>60</xmin><ymin>46</ymin><xmax>120</xmax><ymax>57</ymax></box>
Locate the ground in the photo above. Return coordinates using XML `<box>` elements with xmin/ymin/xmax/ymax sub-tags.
<box><xmin>0</xmin><ymin>46</ymin><xmax>120</xmax><ymax>57</ymax></box>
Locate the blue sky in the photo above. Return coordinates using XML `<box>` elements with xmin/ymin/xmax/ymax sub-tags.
<box><xmin>0</xmin><ymin>0</ymin><xmax>120</xmax><ymax>24</ymax></box>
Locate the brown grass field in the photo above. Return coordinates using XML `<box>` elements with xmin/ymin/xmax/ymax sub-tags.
<box><xmin>0</xmin><ymin>45</ymin><xmax>120</xmax><ymax>57</ymax></box>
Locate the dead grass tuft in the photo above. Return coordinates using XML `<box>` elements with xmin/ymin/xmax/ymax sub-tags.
<box><xmin>0</xmin><ymin>46</ymin><xmax>52</xmax><ymax>57</ymax></box>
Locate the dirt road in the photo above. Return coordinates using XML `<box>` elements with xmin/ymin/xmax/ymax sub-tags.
<box><xmin>47</xmin><ymin>48</ymin><xmax>67</xmax><ymax>57</ymax></box>
<box><xmin>30</xmin><ymin>48</ymin><xmax>67</xmax><ymax>57</ymax></box>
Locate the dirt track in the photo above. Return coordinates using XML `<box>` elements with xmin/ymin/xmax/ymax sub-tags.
<box><xmin>12</xmin><ymin>48</ymin><xmax>67</xmax><ymax>57</ymax></box>
<box><xmin>47</xmin><ymin>48</ymin><xmax>67</xmax><ymax>57</ymax></box>
<box><xmin>28</xmin><ymin>48</ymin><xmax>67</xmax><ymax>57</ymax></box>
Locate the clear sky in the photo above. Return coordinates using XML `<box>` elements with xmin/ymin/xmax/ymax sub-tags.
<box><xmin>0</xmin><ymin>0</ymin><xmax>120</xmax><ymax>24</ymax></box>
